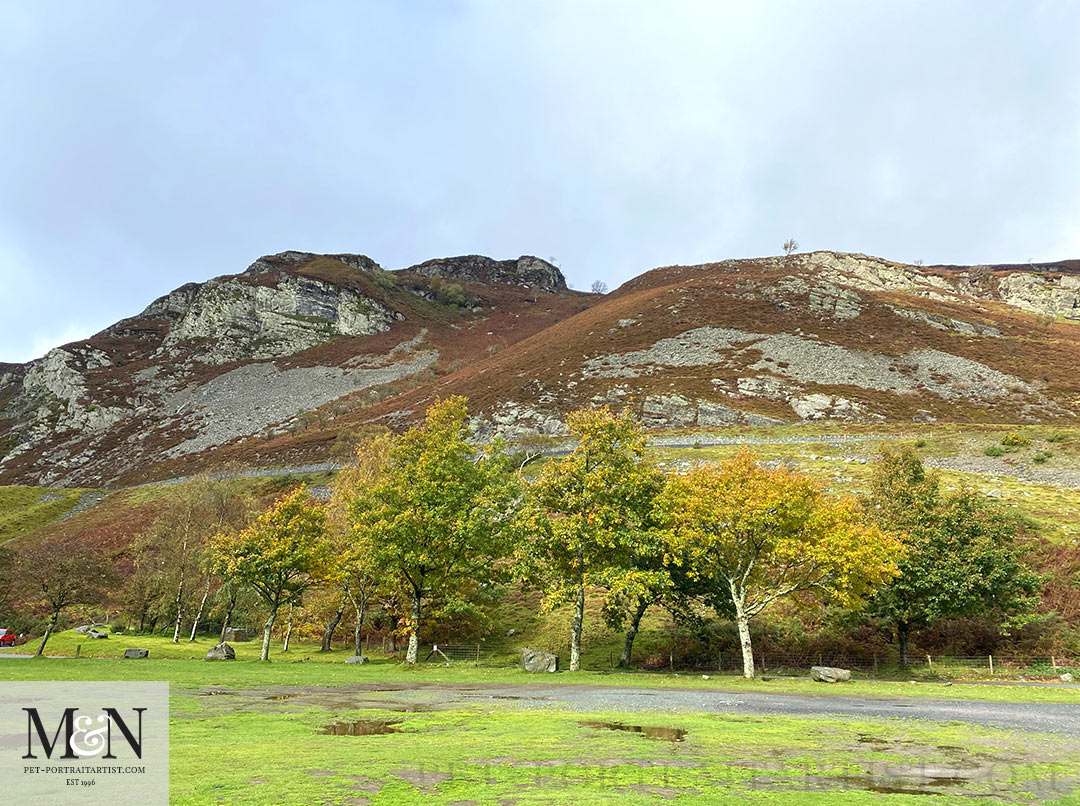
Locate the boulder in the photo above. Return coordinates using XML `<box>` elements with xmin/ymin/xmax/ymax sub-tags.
<box><xmin>205</xmin><ymin>642</ymin><xmax>236</xmax><ymax>661</ymax></box>
<box><xmin>1061</xmin><ymin>672</ymin><xmax>1075</xmax><ymax>683</ymax></box>
<box><xmin>86</xmin><ymin>629</ymin><xmax>109</xmax><ymax>640</ymax></box>
<box><xmin>75</xmin><ymin>623</ymin><xmax>107</xmax><ymax>635</ymax></box>
<box><xmin>222</xmin><ymin>628</ymin><xmax>248</xmax><ymax>642</ymax></box>
<box><xmin>123</xmin><ymin>648</ymin><xmax>149</xmax><ymax>659</ymax></box>
<box><xmin>810</xmin><ymin>666</ymin><xmax>851</xmax><ymax>683</ymax></box>
<box><xmin>520</xmin><ymin>648</ymin><xmax>558</xmax><ymax>673</ymax></box>
<box><xmin>345</xmin><ymin>655</ymin><xmax>370</xmax><ymax>664</ymax></box>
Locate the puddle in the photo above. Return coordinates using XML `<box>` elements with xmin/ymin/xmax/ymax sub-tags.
<box><xmin>580</xmin><ymin>721</ymin><xmax>687</xmax><ymax>742</ymax></box>
<box><xmin>266</xmin><ymin>693</ymin><xmax>303</xmax><ymax>701</ymax></box>
<box><xmin>321</xmin><ymin>719</ymin><xmax>402</xmax><ymax>736</ymax></box>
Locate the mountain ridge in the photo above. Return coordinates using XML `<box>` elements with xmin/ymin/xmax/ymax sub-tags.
<box><xmin>2</xmin><ymin>249</ymin><xmax>1078</xmax><ymax>487</ymax></box>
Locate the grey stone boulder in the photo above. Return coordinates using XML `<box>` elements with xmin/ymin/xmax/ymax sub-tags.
<box><xmin>123</xmin><ymin>648</ymin><xmax>149</xmax><ymax>659</ymax></box>
<box><xmin>86</xmin><ymin>629</ymin><xmax>109</xmax><ymax>640</ymax></box>
<box><xmin>205</xmin><ymin>642</ymin><xmax>236</xmax><ymax>661</ymax></box>
<box><xmin>520</xmin><ymin>648</ymin><xmax>558</xmax><ymax>673</ymax></box>
<box><xmin>1061</xmin><ymin>672</ymin><xmax>1075</xmax><ymax>683</ymax></box>
<box><xmin>76</xmin><ymin>623</ymin><xmax>107</xmax><ymax>635</ymax></box>
<box><xmin>810</xmin><ymin>666</ymin><xmax>851</xmax><ymax>683</ymax></box>
<box><xmin>345</xmin><ymin>655</ymin><xmax>370</xmax><ymax>664</ymax></box>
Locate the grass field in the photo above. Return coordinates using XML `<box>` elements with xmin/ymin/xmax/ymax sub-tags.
<box><xmin>3</xmin><ymin>629</ymin><xmax>1080</xmax><ymax>704</ymax></box>
<box><xmin>4</xmin><ymin>653</ymin><xmax>1079</xmax><ymax>804</ymax></box>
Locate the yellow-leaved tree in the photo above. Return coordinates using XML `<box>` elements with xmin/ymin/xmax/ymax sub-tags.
<box><xmin>210</xmin><ymin>485</ymin><xmax>331</xmax><ymax>661</ymax></box>
<box><xmin>656</xmin><ymin>452</ymin><xmax>902</xmax><ymax>678</ymax></box>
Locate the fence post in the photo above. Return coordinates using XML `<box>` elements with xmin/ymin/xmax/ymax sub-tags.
<box><xmin>873</xmin><ymin>655</ymin><xmax>878</xmax><ymax>677</ymax></box>
<box><xmin>1052</xmin><ymin>656</ymin><xmax>1057</xmax><ymax>671</ymax></box>
<box><xmin>669</xmin><ymin>652</ymin><xmax>674</xmax><ymax>671</ymax></box>
<box><xmin>718</xmin><ymin>652</ymin><xmax>722</xmax><ymax>672</ymax></box>
<box><xmin>927</xmin><ymin>654</ymin><xmax>933</xmax><ymax>672</ymax></box>
<box><xmin>989</xmin><ymin>655</ymin><xmax>994</xmax><ymax>675</ymax></box>
<box><xmin>476</xmin><ymin>643</ymin><xmax>481</xmax><ymax>666</ymax></box>
<box><xmin>76</xmin><ymin>644</ymin><xmax>81</xmax><ymax>658</ymax></box>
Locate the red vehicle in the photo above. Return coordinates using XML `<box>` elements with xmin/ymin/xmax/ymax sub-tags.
<box><xmin>0</xmin><ymin>629</ymin><xmax>16</xmax><ymax>647</ymax></box>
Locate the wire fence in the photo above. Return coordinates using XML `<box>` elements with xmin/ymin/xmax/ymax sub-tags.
<box><xmin>649</xmin><ymin>651</ymin><xmax>1079</xmax><ymax>676</ymax></box>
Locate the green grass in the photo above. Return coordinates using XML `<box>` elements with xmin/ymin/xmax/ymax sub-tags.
<box><xmin>4</xmin><ymin>633</ymin><xmax>1080</xmax><ymax>703</ymax></box>
<box><xmin>166</xmin><ymin>694</ymin><xmax>1080</xmax><ymax>804</ymax></box>
<box><xmin>0</xmin><ymin>485</ymin><xmax>91</xmax><ymax>542</ymax></box>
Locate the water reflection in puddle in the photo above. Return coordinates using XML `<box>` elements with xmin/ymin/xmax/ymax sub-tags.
<box><xmin>321</xmin><ymin>719</ymin><xmax>402</xmax><ymax>736</ymax></box>
<box><xmin>580</xmin><ymin>721</ymin><xmax>687</xmax><ymax>742</ymax></box>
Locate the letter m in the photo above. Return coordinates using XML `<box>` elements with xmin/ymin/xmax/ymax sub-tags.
<box><xmin>23</xmin><ymin>708</ymin><xmax>78</xmax><ymax>759</ymax></box>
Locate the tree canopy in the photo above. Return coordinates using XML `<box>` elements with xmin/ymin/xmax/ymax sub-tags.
<box><xmin>657</xmin><ymin>451</ymin><xmax>902</xmax><ymax>678</ymax></box>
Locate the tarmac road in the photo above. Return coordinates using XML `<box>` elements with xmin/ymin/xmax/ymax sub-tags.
<box><xmin>454</xmin><ymin>683</ymin><xmax>1080</xmax><ymax>735</ymax></box>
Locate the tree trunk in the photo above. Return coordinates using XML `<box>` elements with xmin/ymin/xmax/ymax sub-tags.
<box><xmin>731</xmin><ymin>586</ymin><xmax>754</xmax><ymax>679</ymax></box>
<box><xmin>260</xmin><ymin>603</ymin><xmax>278</xmax><ymax>662</ymax></box>
<box><xmin>346</xmin><ymin>583</ymin><xmax>367</xmax><ymax>656</ymax></box>
<box><xmin>897</xmin><ymin>621</ymin><xmax>911</xmax><ymax>669</ymax></box>
<box><xmin>405</xmin><ymin>589</ymin><xmax>421</xmax><ymax>664</ymax></box>
<box><xmin>219</xmin><ymin>586</ymin><xmax>239</xmax><ymax>644</ymax></box>
<box><xmin>188</xmin><ymin>576</ymin><xmax>211</xmax><ymax>641</ymax></box>
<box><xmin>282</xmin><ymin>618</ymin><xmax>293</xmax><ymax>653</ymax></box>
<box><xmin>569</xmin><ymin>575</ymin><xmax>585</xmax><ymax>672</ymax></box>
<box><xmin>35</xmin><ymin>611</ymin><xmax>58</xmax><ymax>658</ymax></box>
<box><xmin>617</xmin><ymin>597</ymin><xmax>650</xmax><ymax>668</ymax></box>
<box><xmin>171</xmin><ymin>572</ymin><xmax>185</xmax><ymax>643</ymax></box>
<box><xmin>321</xmin><ymin>594</ymin><xmax>346</xmax><ymax>652</ymax></box>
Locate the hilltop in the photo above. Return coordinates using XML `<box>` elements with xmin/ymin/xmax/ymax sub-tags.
<box><xmin>1</xmin><ymin>249</ymin><xmax>1078</xmax><ymax>487</ymax></box>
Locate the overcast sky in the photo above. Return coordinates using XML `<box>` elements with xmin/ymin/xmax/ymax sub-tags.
<box><xmin>2</xmin><ymin>1</ymin><xmax>1078</xmax><ymax>363</ymax></box>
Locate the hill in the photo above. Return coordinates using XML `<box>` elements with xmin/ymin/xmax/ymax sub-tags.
<box><xmin>2</xmin><ymin>249</ymin><xmax>1079</xmax><ymax>487</ymax></box>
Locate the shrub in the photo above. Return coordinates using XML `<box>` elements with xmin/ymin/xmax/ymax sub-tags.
<box><xmin>1032</xmin><ymin>451</ymin><xmax>1053</xmax><ymax>464</ymax></box>
<box><xmin>984</xmin><ymin>445</ymin><xmax>1005</xmax><ymax>457</ymax></box>
<box><xmin>1001</xmin><ymin>431</ymin><xmax>1030</xmax><ymax>449</ymax></box>
<box><xmin>914</xmin><ymin>439</ymin><xmax>927</xmax><ymax>449</ymax></box>
<box><xmin>1047</xmin><ymin>432</ymin><xmax>1069</xmax><ymax>444</ymax></box>
<box><xmin>110</xmin><ymin>621</ymin><xmax>126</xmax><ymax>635</ymax></box>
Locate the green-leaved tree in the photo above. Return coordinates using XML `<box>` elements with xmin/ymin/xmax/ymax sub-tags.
<box><xmin>210</xmin><ymin>486</ymin><xmax>331</xmax><ymax>661</ymax></box>
<box><xmin>865</xmin><ymin>445</ymin><xmax>1042</xmax><ymax>666</ymax></box>
<box><xmin>344</xmin><ymin>397</ymin><xmax>517</xmax><ymax>664</ymax></box>
<box><xmin>520</xmin><ymin>407</ymin><xmax>662</xmax><ymax>671</ymax></box>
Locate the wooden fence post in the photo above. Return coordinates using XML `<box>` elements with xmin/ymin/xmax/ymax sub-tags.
<box><xmin>989</xmin><ymin>655</ymin><xmax>994</xmax><ymax>675</ymax></box>
<box><xmin>927</xmin><ymin>654</ymin><xmax>933</xmax><ymax>672</ymax></box>
<box><xmin>873</xmin><ymin>655</ymin><xmax>878</xmax><ymax>676</ymax></box>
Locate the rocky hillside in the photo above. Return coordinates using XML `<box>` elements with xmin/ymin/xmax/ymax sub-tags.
<box><xmin>0</xmin><ymin>252</ymin><xmax>586</xmax><ymax>486</ymax></box>
<box><xmin>2</xmin><ymin>250</ymin><xmax>1078</xmax><ymax>487</ymax></box>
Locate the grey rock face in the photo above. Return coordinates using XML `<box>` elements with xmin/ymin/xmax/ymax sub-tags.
<box><xmin>1062</xmin><ymin>673</ymin><xmax>1075</xmax><ymax>683</ymax></box>
<box><xmin>408</xmin><ymin>255</ymin><xmax>566</xmax><ymax>293</ymax></box>
<box><xmin>520</xmin><ymin>647</ymin><xmax>558</xmax><ymax>673</ymax></box>
<box><xmin>86</xmin><ymin>629</ymin><xmax>109</xmax><ymax>640</ymax></box>
<box><xmin>205</xmin><ymin>642</ymin><xmax>236</xmax><ymax>661</ymax></box>
<box><xmin>810</xmin><ymin>666</ymin><xmax>851</xmax><ymax>683</ymax></box>
<box><xmin>123</xmin><ymin>648</ymin><xmax>149</xmax><ymax>659</ymax></box>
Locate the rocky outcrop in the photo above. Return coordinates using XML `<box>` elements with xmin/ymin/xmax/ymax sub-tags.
<box><xmin>996</xmin><ymin>273</ymin><xmax>1080</xmax><ymax>320</ymax></box>
<box><xmin>520</xmin><ymin>647</ymin><xmax>558</xmax><ymax>672</ymax></box>
<box><xmin>407</xmin><ymin>255</ymin><xmax>566</xmax><ymax>293</ymax></box>
<box><xmin>159</xmin><ymin>274</ymin><xmax>399</xmax><ymax>364</ymax></box>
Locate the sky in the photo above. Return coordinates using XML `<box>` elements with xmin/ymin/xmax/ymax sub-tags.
<box><xmin>2</xmin><ymin>1</ymin><xmax>1079</xmax><ymax>363</ymax></box>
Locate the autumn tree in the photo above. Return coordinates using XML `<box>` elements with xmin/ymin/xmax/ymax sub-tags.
<box><xmin>520</xmin><ymin>407</ymin><xmax>661</xmax><ymax>671</ymax></box>
<box><xmin>656</xmin><ymin>452</ymin><xmax>902</xmax><ymax>678</ymax></box>
<box><xmin>15</xmin><ymin>539</ymin><xmax>113</xmax><ymax>657</ymax></box>
<box><xmin>343</xmin><ymin>397</ymin><xmax>517</xmax><ymax>664</ymax></box>
<box><xmin>865</xmin><ymin>445</ymin><xmax>1041</xmax><ymax>666</ymax></box>
<box><xmin>209</xmin><ymin>486</ymin><xmax>331</xmax><ymax>661</ymax></box>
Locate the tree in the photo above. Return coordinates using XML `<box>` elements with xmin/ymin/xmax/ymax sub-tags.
<box><xmin>590</xmin><ymin>280</ymin><xmax>608</xmax><ymax>295</ymax></box>
<box><xmin>782</xmin><ymin>238</ymin><xmax>799</xmax><ymax>256</ymax></box>
<box><xmin>15</xmin><ymin>540</ymin><xmax>112</xmax><ymax>657</ymax></box>
<box><xmin>344</xmin><ymin>397</ymin><xmax>516</xmax><ymax>664</ymax></box>
<box><xmin>865</xmin><ymin>445</ymin><xmax>1041</xmax><ymax>666</ymax></box>
<box><xmin>520</xmin><ymin>407</ymin><xmax>661</xmax><ymax>671</ymax></box>
<box><xmin>209</xmin><ymin>486</ymin><xmax>331</xmax><ymax>661</ymax></box>
<box><xmin>656</xmin><ymin>452</ymin><xmax>902</xmax><ymax>678</ymax></box>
